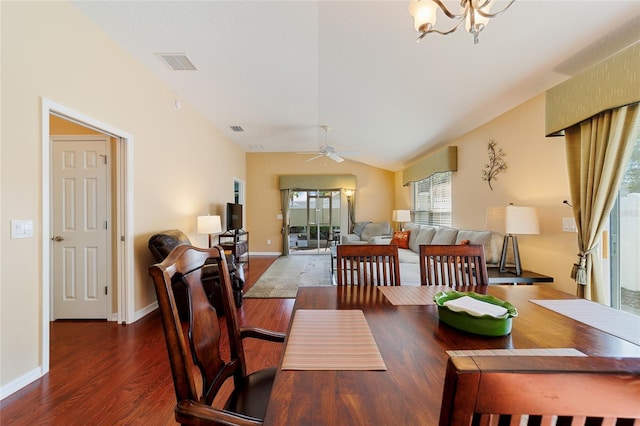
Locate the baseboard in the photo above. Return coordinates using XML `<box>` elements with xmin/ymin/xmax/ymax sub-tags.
<box><xmin>0</xmin><ymin>366</ymin><xmax>43</xmax><ymax>401</ymax></box>
<box><xmin>249</xmin><ymin>251</ymin><xmax>281</xmax><ymax>256</ymax></box>
<box><xmin>133</xmin><ymin>301</ymin><xmax>158</xmax><ymax>322</ymax></box>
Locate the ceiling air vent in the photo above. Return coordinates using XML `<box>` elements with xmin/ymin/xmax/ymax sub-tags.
<box><xmin>230</xmin><ymin>126</ymin><xmax>244</xmax><ymax>132</ymax></box>
<box><xmin>156</xmin><ymin>53</ymin><xmax>197</xmax><ymax>71</ymax></box>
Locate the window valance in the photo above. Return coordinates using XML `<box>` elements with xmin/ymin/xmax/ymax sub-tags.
<box><xmin>279</xmin><ymin>174</ymin><xmax>356</xmax><ymax>190</ymax></box>
<box><xmin>402</xmin><ymin>146</ymin><xmax>457</xmax><ymax>186</ymax></box>
<box><xmin>545</xmin><ymin>42</ymin><xmax>640</xmax><ymax>136</ymax></box>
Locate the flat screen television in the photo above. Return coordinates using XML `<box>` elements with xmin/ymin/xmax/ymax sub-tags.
<box><xmin>226</xmin><ymin>203</ymin><xmax>243</xmax><ymax>231</ymax></box>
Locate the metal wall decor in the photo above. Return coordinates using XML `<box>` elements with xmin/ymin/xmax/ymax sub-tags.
<box><xmin>482</xmin><ymin>140</ymin><xmax>507</xmax><ymax>190</ymax></box>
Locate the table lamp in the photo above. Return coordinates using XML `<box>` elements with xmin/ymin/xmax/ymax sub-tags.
<box><xmin>197</xmin><ymin>215</ymin><xmax>222</xmax><ymax>248</ymax></box>
<box><xmin>392</xmin><ymin>209</ymin><xmax>411</xmax><ymax>231</ymax></box>
<box><xmin>486</xmin><ymin>205</ymin><xmax>539</xmax><ymax>275</ymax></box>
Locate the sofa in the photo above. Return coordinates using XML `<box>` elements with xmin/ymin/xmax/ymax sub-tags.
<box><xmin>371</xmin><ymin>223</ymin><xmax>503</xmax><ymax>285</ymax></box>
<box><xmin>341</xmin><ymin>221</ymin><xmax>393</xmax><ymax>245</ymax></box>
<box><xmin>148</xmin><ymin>229</ymin><xmax>245</xmax><ymax>319</ymax></box>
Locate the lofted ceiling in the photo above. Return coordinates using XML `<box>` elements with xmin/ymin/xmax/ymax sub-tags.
<box><xmin>71</xmin><ymin>1</ymin><xmax>640</xmax><ymax>171</ymax></box>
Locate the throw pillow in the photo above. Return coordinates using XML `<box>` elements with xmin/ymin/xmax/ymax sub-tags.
<box><xmin>432</xmin><ymin>227</ymin><xmax>458</xmax><ymax>244</ymax></box>
<box><xmin>412</xmin><ymin>226</ymin><xmax>437</xmax><ymax>252</ymax></box>
<box><xmin>455</xmin><ymin>240</ymin><xmax>470</xmax><ymax>264</ymax></box>
<box><xmin>352</xmin><ymin>221</ymin><xmax>370</xmax><ymax>237</ymax></box>
<box><xmin>391</xmin><ymin>231</ymin><xmax>410</xmax><ymax>249</ymax></box>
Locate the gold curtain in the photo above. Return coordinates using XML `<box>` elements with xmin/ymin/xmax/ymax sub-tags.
<box><xmin>546</xmin><ymin>43</ymin><xmax>640</xmax><ymax>137</ymax></box>
<box><xmin>565</xmin><ymin>104</ymin><xmax>640</xmax><ymax>302</ymax></box>
<box><xmin>280</xmin><ymin>189</ymin><xmax>291</xmax><ymax>256</ymax></box>
<box><xmin>402</xmin><ymin>146</ymin><xmax>457</xmax><ymax>186</ymax></box>
<box><xmin>279</xmin><ymin>174</ymin><xmax>356</xmax><ymax>190</ymax></box>
<box><xmin>347</xmin><ymin>191</ymin><xmax>356</xmax><ymax>234</ymax></box>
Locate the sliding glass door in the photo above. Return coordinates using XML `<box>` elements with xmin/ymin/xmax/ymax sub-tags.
<box><xmin>609</xmin><ymin>134</ymin><xmax>640</xmax><ymax>314</ymax></box>
<box><xmin>289</xmin><ymin>190</ymin><xmax>341</xmax><ymax>253</ymax></box>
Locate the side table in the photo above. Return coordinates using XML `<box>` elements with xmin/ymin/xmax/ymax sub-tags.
<box><xmin>330</xmin><ymin>245</ymin><xmax>337</xmax><ymax>277</ymax></box>
<box><xmin>488</xmin><ymin>267</ymin><xmax>553</xmax><ymax>285</ymax></box>
<box><xmin>218</xmin><ymin>230</ymin><xmax>249</xmax><ymax>264</ymax></box>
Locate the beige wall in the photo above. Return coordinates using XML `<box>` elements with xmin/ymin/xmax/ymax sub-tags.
<box><xmin>398</xmin><ymin>94</ymin><xmax>578</xmax><ymax>294</ymax></box>
<box><xmin>1</xmin><ymin>1</ymin><xmax>245</xmax><ymax>393</ymax></box>
<box><xmin>246</xmin><ymin>154</ymin><xmax>395</xmax><ymax>252</ymax></box>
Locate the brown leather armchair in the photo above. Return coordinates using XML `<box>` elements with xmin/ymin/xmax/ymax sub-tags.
<box><xmin>148</xmin><ymin>229</ymin><xmax>244</xmax><ymax>319</ymax></box>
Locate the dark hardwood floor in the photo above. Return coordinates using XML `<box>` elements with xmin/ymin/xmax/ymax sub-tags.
<box><xmin>0</xmin><ymin>255</ymin><xmax>293</xmax><ymax>425</ymax></box>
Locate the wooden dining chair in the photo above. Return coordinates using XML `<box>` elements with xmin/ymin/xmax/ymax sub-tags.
<box><xmin>149</xmin><ymin>244</ymin><xmax>285</xmax><ymax>426</ymax></box>
<box><xmin>439</xmin><ymin>355</ymin><xmax>640</xmax><ymax>426</ymax></box>
<box><xmin>336</xmin><ymin>244</ymin><xmax>401</xmax><ymax>286</ymax></box>
<box><xmin>419</xmin><ymin>244</ymin><xmax>489</xmax><ymax>288</ymax></box>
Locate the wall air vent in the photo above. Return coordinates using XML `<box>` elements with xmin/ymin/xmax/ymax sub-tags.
<box><xmin>230</xmin><ymin>126</ymin><xmax>245</xmax><ymax>132</ymax></box>
<box><xmin>249</xmin><ymin>145</ymin><xmax>264</xmax><ymax>150</ymax></box>
<box><xmin>155</xmin><ymin>53</ymin><xmax>197</xmax><ymax>71</ymax></box>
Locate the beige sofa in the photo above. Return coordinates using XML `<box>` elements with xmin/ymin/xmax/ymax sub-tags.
<box><xmin>371</xmin><ymin>223</ymin><xmax>503</xmax><ymax>285</ymax></box>
<box><xmin>341</xmin><ymin>221</ymin><xmax>393</xmax><ymax>245</ymax></box>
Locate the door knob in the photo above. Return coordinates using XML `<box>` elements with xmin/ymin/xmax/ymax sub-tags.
<box><xmin>51</xmin><ymin>236</ymin><xmax>64</xmax><ymax>242</ymax></box>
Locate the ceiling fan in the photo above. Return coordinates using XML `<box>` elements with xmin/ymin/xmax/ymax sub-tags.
<box><xmin>304</xmin><ymin>125</ymin><xmax>345</xmax><ymax>163</ymax></box>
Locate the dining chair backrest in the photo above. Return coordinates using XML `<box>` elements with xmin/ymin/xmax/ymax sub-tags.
<box><xmin>149</xmin><ymin>244</ymin><xmax>285</xmax><ymax>425</ymax></box>
<box><xmin>336</xmin><ymin>244</ymin><xmax>401</xmax><ymax>286</ymax></box>
<box><xmin>419</xmin><ymin>244</ymin><xmax>489</xmax><ymax>288</ymax></box>
<box><xmin>439</xmin><ymin>355</ymin><xmax>640</xmax><ymax>426</ymax></box>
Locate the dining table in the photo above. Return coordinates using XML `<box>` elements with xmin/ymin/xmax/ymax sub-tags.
<box><xmin>263</xmin><ymin>284</ymin><xmax>640</xmax><ymax>425</ymax></box>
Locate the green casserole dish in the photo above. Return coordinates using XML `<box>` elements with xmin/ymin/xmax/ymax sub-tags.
<box><xmin>433</xmin><ymin>291</ymin><xmax>518</xmax><ymax>336</ymax></box>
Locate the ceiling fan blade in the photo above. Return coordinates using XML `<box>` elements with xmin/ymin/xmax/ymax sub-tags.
<box><xmin>305</xmin><ymin>154</ymin><xmax>323</xmax><ymax>162</ymax></box>
<box><xmin>328</xmin><ymin>152</ymin><xmax>344</xmax><ymax>163</ymax></box>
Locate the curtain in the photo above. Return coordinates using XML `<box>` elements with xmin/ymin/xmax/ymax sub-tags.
<box><xmin>279</xmin><ymin>174</ymin><xmax>356</xmax><ymax>190</ymax></box>
<box><xmin>545</xmin><ymin>43</ymin><xmax>640</xmax><ymax>137</ymax></box>
<box><xmin>565</xmin><ymin>103</ymin><xmax>640</xmax><ymax>303</ymax></box>
<box><xmin>280</xmin><ymin>189</ymin><xmax>291</xmax><ymax>256</ymax></box>
<box><xmin>402</xmin><ymin>146</ymin><xmax>457</xmax><ymax>186</ymax></box>
<box><xmin>347</xmin><ymin>191</ymin><xmax>356</xmax><ymax>233</ymax></box>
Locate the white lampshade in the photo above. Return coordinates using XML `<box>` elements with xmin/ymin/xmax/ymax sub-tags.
<box><xmin>486</xmin><ymin>205</ymin><xmax>540</xmax><ymax>235</ymax></box>
<box><xmin>197</xmin><ymin>215</ymin><xmax>222</xmax><ymax>235</ymax></box>
<box><xmin>465</xmin><ymin>0</ymin><xmax>496</xmax><ymax>32</ymax></box>
<box><xmin>408</xmin><ymin>0</ymin><xmax>438</xmax><ymax>33</ymax></box>
<box><xmin>392</xmin><ymin>209</ymin><xmax>411</xmax><ymax>223</ymax></box>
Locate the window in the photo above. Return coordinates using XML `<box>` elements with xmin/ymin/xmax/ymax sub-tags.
<box><xmin>411</xmin><ymin>172</ymin><xmax>452</xmax><ymax>226</ymax></box>
<box><xmin>609</xmin><ymin>134</ymin><xmax>640</xmax><ymax>315</ymax></box>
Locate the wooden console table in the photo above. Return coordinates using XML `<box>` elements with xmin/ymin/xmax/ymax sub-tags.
<box><xmin>488</xmin><ymin>267</ymin><xmax>553</xmax><ymax>285</ymax></box>
<box><xmin>218</xmin><ymin>231</ymin><xmax>249</xmax><ymax>264</ymax></box>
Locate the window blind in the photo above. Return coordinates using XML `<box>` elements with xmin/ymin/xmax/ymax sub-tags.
<box><xmin>412</xmin><ymin>172</ymin><xmax>452</xmax><ymax>226</ymax></box>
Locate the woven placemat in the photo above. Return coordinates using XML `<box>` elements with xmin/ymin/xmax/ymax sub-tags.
<box><xmin>378</xmin><ymin>285</ymin><xmax>451</xmax><ymax>305</ymax></box>
<box><xmin>282</xmin><ymin>309</ymin><xmax>386</xmax><ymax>370</ymax></box>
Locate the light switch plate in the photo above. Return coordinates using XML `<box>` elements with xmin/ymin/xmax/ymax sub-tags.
<box><xmin>11</xmin><ymin>220</ymin><xmax>34</xmax><ymax>239</ymax></box>
<box><xmin>562</xmin><ymin>217</ymin><xmax>577</xmax><ymax>232</ymax></box>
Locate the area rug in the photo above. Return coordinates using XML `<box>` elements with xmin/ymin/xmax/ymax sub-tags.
<box><xmin>244</xmin><ymin>254</ymin><xmax>333</xmax><ymax>298</ymax></box>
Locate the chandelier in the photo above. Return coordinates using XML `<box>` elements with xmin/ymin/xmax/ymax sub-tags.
<box><xmin>408</xmin><ymin>0</ymin><xmax>516</xmax><ymax>44</ymax></box>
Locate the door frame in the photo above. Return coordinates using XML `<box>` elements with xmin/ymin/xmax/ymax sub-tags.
<box><xmin>41</xmin><ymin>98</ymin><xmax>135</xmax><ymax>374</ymax></box>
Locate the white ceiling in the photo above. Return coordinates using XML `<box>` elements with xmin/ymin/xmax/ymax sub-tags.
<box><xmin>71</xmin><ymin>1</ymin><xmax>640</xmax><ymax>171</ymax></box>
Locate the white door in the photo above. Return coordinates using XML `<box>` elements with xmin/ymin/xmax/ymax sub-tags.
<box><xmin>52</xmin><ymin>137</ymin><xmax>109</xmax><ymax>319</ymax></box>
